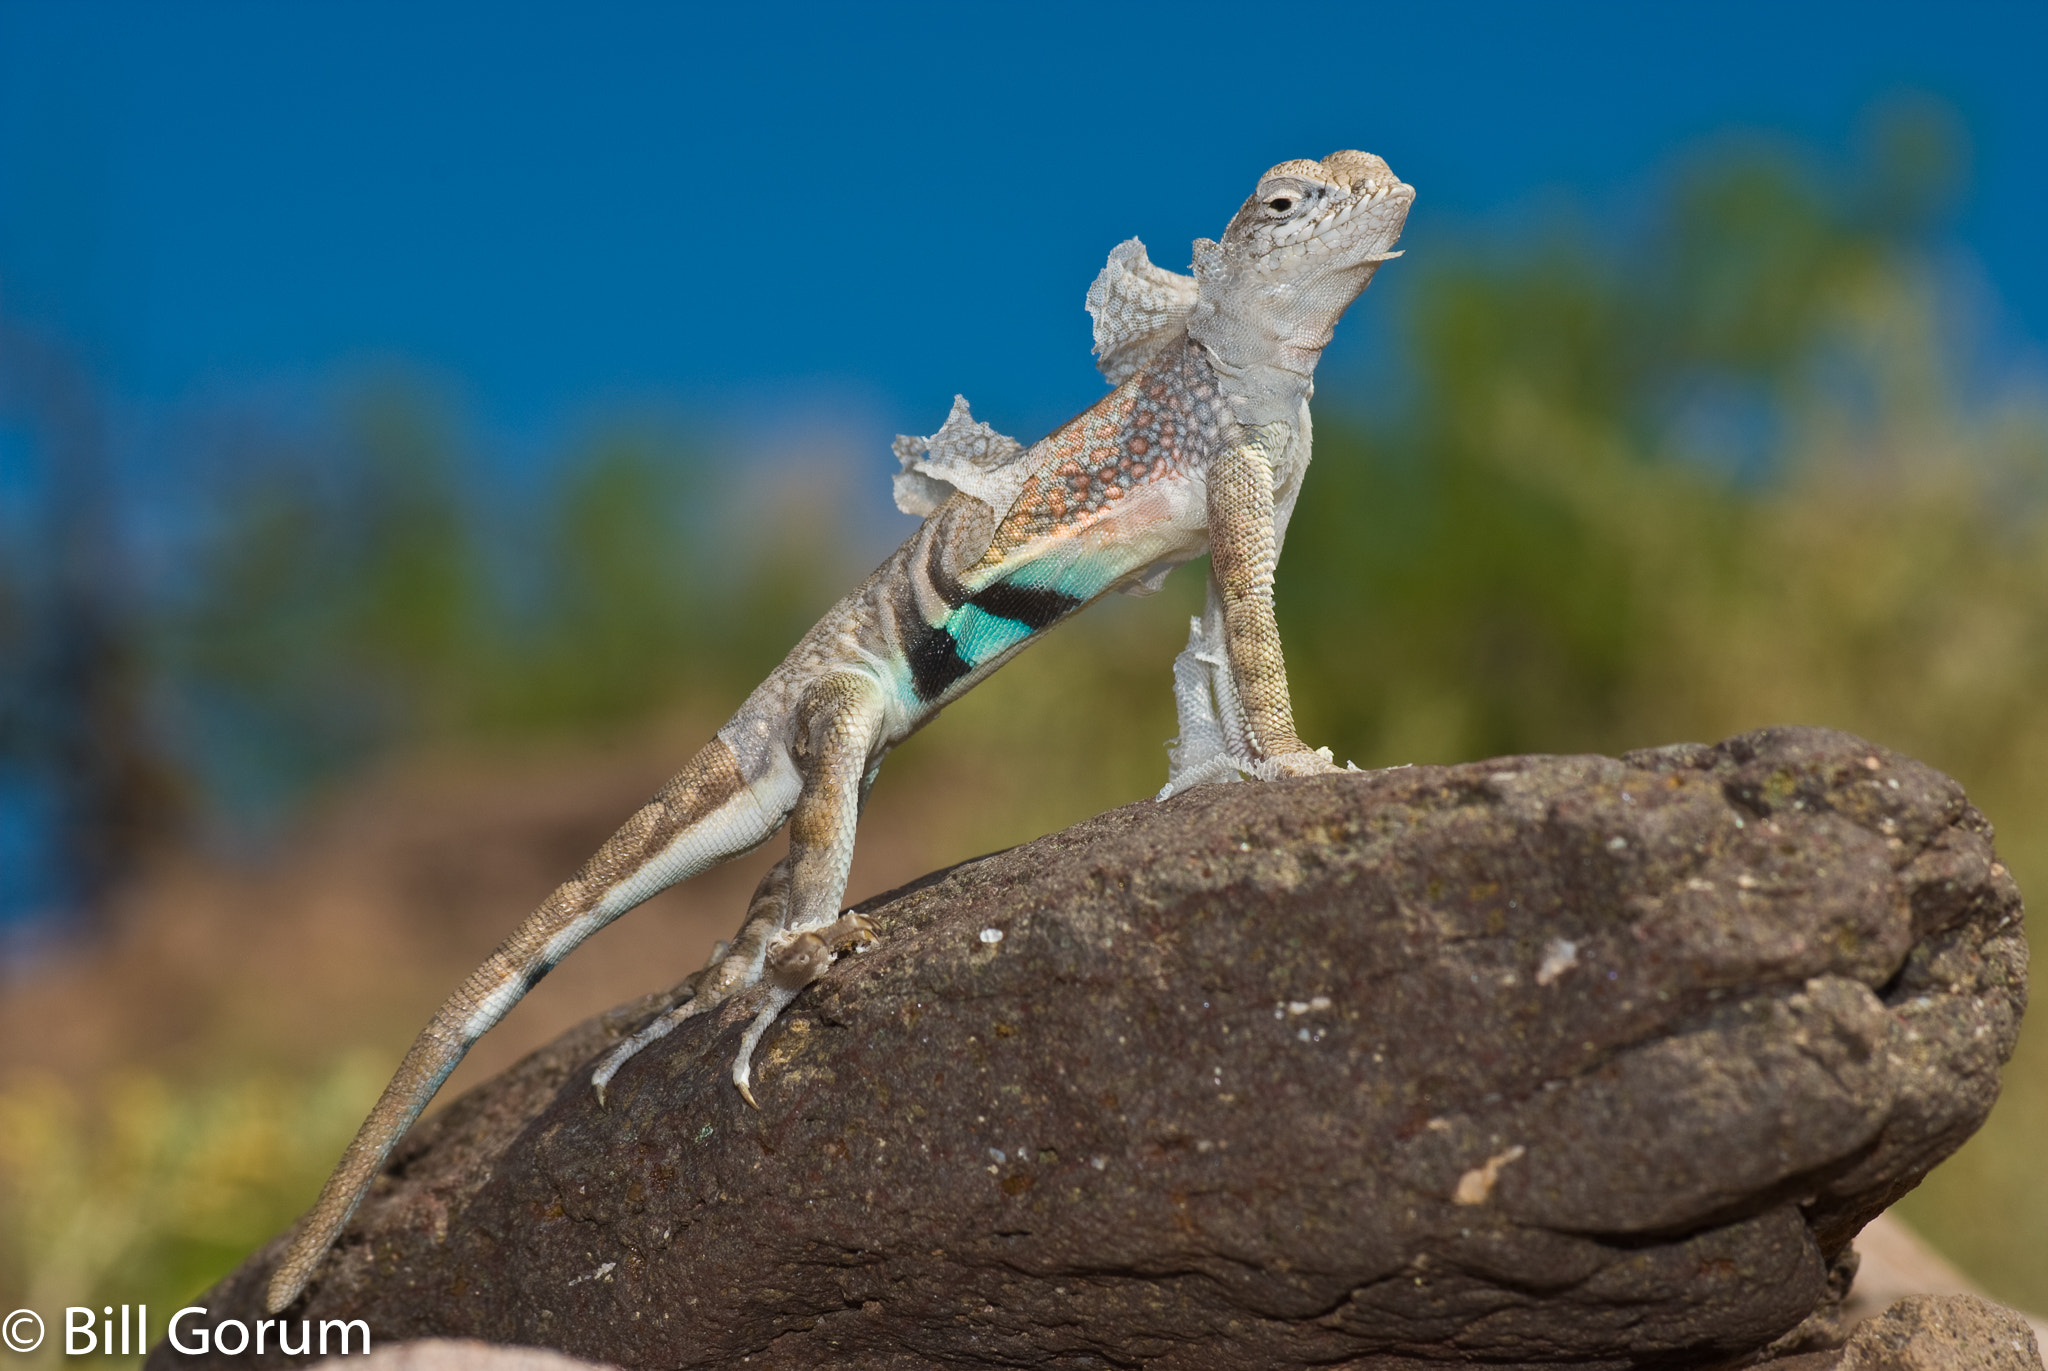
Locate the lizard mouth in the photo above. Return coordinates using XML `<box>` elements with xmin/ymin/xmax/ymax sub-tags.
<box><xmin>1282</xmin><ymin>181</ymin><xmax>1409</xmax><ymax>242</ymax></box>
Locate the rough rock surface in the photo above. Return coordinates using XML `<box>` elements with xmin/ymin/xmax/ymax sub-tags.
<box><xmin>1770</xmin><ymin>1295</ymin><xmax>2044</xmax><ymax>1370</ymax></box>
<box><xmin>151</xmin><ymin>727</ymin><xmax>2026</xmax><ymax>1371</ymax></box>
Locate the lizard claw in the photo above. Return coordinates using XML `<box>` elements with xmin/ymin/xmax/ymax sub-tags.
<box><xmin>813</xmin><ymin>910</ymin><xmax>877</xmax><ymax>951</ymax></box>
<box><xmin>730</xmin><ymin>986</ymin><xmax>797</xmax><ymax>1106</ymax></box>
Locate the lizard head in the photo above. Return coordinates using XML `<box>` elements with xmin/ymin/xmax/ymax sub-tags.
<box><xmin>1222</xmin><ymin>150</ymin><xmax>1414</xmax><ymax>273</ymax></box>
<box><xmin>1188</xmin><ymin>151</ymin><xmax>1414</xmax><ymax>389</ymax></box>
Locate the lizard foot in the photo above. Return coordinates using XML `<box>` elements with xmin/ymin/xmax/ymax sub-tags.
<box><xmin>1264</xmin><ymin>746</ymin><xmax>1341</xmax><ymax>780</ymax></box>
<box><xmin>733</xmin><ymin>912</ymin><xmax>876</xmax><ymax>1108</ymax></box>
<box><xmin>589</xmin><ymin>935</ymin><xmax>745</xmax><ymax>1105</ymax></box>
<box><xmin>591</xmin><ymin>991</ymin><xmax>712</xmax><ymax>1107</ymax></box>
<box><xmin>1160</xmin><ymin>745</ymin><xmax>1342</xmax><ymax>798</ymax></box>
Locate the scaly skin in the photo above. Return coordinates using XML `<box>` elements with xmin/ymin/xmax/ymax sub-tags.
<box><xmin>266</xmin><ymin>150</ymin><xmax>1413</xmax><ymax>1315</ymax></box>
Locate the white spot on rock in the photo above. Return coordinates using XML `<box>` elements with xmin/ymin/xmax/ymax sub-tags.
<box><xmin>1536</xmin><ymin>939</ymin><xmax>1579</xmax><ymax>986</ymax></box>
<box><xmin>979</xmin><ymin>927</ymin><xmax>1004</xmax><ymax>944</ymax></box>
<box><xmin>1453</xmin><ymin>1145</ymin><xmax>1526</xmax><ymax>1205</ymax></box>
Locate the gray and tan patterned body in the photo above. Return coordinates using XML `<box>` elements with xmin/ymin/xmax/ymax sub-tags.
<box><xmin>267</xmin><ymin>150</ymin><xmax>1413</xmax><ymax>1314</ymax></box>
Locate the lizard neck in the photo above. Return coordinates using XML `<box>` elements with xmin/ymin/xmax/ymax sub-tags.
<box><xmin>1184</xmin><ymin>331</ymin><xmax>1319</xmax><ymax>429</ymax></box>
<box><xmin>1187</xmin><ymin>259</ymin><xmax>1383</xmax><ymax>428</ymax></box>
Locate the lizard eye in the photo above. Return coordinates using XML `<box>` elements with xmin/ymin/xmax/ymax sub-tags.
<box><xmin>1266</xmin><ymin>196</ymin><xmax>1294</xmax><ymax>213</ymax></box>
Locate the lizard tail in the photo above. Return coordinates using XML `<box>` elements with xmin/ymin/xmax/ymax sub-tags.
<box><xmin>265</xmin><ymin>735</ymin><xmax>770</xmax><ymax>1314</ymax></box>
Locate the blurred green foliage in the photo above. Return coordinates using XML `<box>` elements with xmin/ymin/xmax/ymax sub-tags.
<box><xmin>0</xmin><ymin>1057</ymin><xmax>385</xmax><ymax>1371</ymax></box>
<box><xmin>167</xmin><ymin>402</ymin><xmax>844</xmax><ymax>821</ymax></box>
<box><xmin>6</xmin><ymin>112</ymin><xmax>2048</xmax><ymax>1315</ymax></box>
<box><xmin>1283</xmin><ymin>128</ymin><xmax>2046</xmax><ymax>778</ymax></box>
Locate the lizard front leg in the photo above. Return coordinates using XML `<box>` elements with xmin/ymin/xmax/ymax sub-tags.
<box><xmin>1197</xmin><ymin>427</ymin><xmax>1338</xmax><ymax>782</ymax></box>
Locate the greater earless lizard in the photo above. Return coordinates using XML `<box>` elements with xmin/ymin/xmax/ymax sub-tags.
<box><xmin>267</xmin><ymin>150</ymin><xmax>1413</xmax><ymax>1313</ymax></box>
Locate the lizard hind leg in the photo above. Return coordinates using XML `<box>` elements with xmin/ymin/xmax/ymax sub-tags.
<box><xmin>589</xmin><ymin>857</ymin><xmax>793</xmax><ymax>1105</ymax></box>
<box><xmin>266</xmin><ymin>734</ymin><xmax>772</xmax><ymax>1316</ymax></box>
<box><xmin>730</xmin><ymin>672</ymin><xmax>888</xmax><ymax>1105</ymax></box>
<box><xmin>594</xmin><ymin>671</ymin><xmax>888</xmax><ymax>1109</ymax></box>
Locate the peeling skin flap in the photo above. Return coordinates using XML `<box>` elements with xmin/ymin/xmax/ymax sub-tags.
<box><xmin>895</xmin><ymin>238</ymin><xmax>1200</xmax><ymax>518</ymax></box>
<box><xmin>891</xmin><ymin>395</ymin><xmax>1031</xmax><ymax>518</ymax></box>
<box><xmin>1086</xmin><ymin>238</ymin><xmax>1199</xmax><ymax>386</ymax></box>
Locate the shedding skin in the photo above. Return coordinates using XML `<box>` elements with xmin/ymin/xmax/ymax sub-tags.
<box><xmin>266</xmin><ymin>150</ymin><xmax>1413</xmax><ymax>1315</ymax></box>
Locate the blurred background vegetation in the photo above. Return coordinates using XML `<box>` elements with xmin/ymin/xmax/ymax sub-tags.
<box><xmin>4</xmin><ymin>109</ymin><xmax>2047</xmax><ymax>1352</ymax></box>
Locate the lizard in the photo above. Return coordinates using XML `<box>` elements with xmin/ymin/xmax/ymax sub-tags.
<box><xmin>266</xmin><ymin>149</ymin><xmax>1413</xmax><ymax>1315</ymax></box>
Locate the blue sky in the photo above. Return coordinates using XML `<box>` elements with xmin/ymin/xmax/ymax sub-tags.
<box><xmin>0</xmin><ymin>0</ymin><xmax>2043</xmax><ymax>467</ymax></box>
<box><xmin>0</xmin><ymin>0</ymin><xmax>2042</xmax><ymax>933</ymax></box>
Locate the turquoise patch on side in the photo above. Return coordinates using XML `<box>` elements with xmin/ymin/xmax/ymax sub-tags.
<box><xmin>946</xmin><ymin>603</ymin><xmax>1037</xmax><ymax>666</ymax></box>
<box><xmin>999</xmin><ymin>549</ymin><xmax>1126</xmax><ymax>604</ymax></box>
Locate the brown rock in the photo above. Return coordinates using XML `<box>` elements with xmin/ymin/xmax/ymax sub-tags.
<box><xmin>1796</xmin><ymin>1294</ymin><xmax>2045</xmax><ymax>1370</ymax></box>
<box><xmin>148</xmin><ymin>727</ymin><xmax>2026</xmax><ymax>1370</ymax></box>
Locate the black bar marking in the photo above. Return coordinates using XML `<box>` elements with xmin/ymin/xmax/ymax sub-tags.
<box><xmin>967</xmin><ymin>581</ymin><xmax>1082</xmax><ymax>631</ymax></box>
<box><xmin>907</xmin><ymin>624</ymin><xmax>974</xmax><ymax>702</ymax></box>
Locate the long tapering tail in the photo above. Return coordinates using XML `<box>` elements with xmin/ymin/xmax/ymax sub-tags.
<box><xmin>266</xmin><ymin>736</ymin><xmax>768</xmax><ymax>1313</ymax></box>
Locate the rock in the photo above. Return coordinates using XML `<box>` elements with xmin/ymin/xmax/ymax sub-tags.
<box><xmin>1767</xmin><ymin>1294</ymin><xmax>2045</xmax><ymax>1370</ymax></box>
<box><xmin>310</xmin><ymin>1340</ymin><xmax>618</xmax><ymax>1371</ymax></box>
<box><xmin>1843</xmin><ymin>1295</ymin><xmax>2043</xmax><ymax>1370</ymax></box>
<box><xmin>149</xmin><ymin>727</ymin><xmax>2025</xmax><ymax>1371</ymax></box>
<box><xmin>1834</xmin><ymin>1212</ymin><xmax>2048</xmax><ymax>1348</ymax></box>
